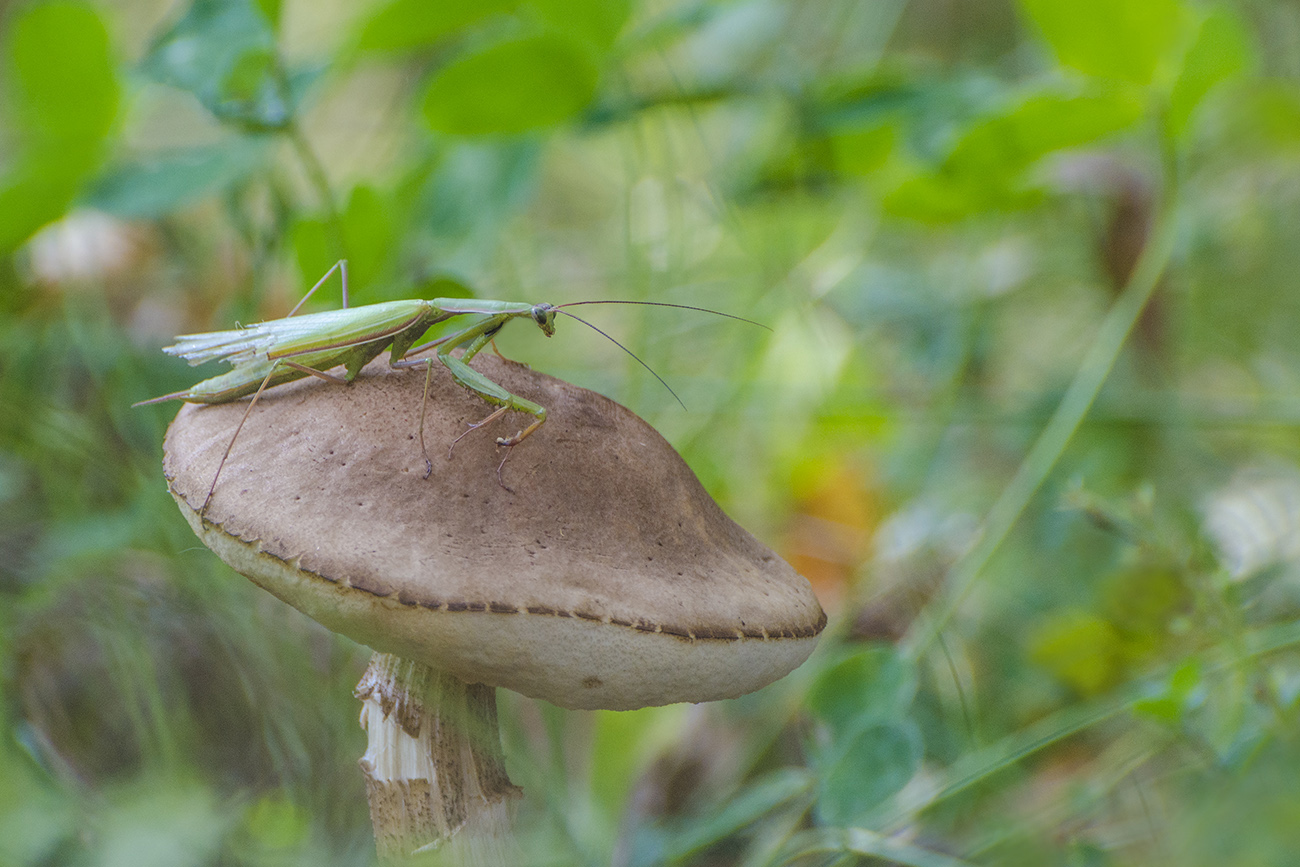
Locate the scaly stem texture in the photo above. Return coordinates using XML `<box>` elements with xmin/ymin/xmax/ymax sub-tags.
<box><xmin>355</xmin><ymin>653</ymin><xmax>520</xmax><ymax>862</ymax></box>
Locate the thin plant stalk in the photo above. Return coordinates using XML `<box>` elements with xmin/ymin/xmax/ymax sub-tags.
<box><xmin>903</xmin><ymin>194</ymin><xmax>1181</xmax><ymax>660</ymax></box>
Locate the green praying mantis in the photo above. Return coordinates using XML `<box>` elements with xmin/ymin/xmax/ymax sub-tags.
<box><xmin>137</xmin><ymin>261</ymin><xmax>763</xmax><ymax>511</ymax></box>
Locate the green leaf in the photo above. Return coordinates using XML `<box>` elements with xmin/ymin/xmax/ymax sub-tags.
<box><xmin>141</xmin><ymin>0</ymin><xmax>292</xmax><ymax>130</ymax></box>
<box><xmin>291</xmin><ymin>217</ymin><xmax>333</xmax><ymax>299</ymax></box>
<box><xmin>9</xmin><ymin>3</ymin><xmax>118</xmax><ymax>144</ymax></box>
<box><xmin>1217</xmin><ymin>81</ymin><xmax>1300</xmax><ymax>151</ymax></box>
<box><xmin>0</xmin><ymin>2</ymin><xmax>120</xmax><ymax>251</ymax></box>
<box><xmin>413</xmin><ymin>141</ymin><xmax>542</xmax><ymax>256</ymax></box>
<box><xmin>254</xmin><ymin>0</ymin><xmax>282</xmax><ymax>28</ymax></box>
<box><xmin>1068</xmin><ymin>842</ymin><xmax>1114</xmax><ymax>867</ymax></box>
<box><xmin>807</xmin><ymin>646</ymin><xmax>915</xmax><ymax>738</ymax></box>
<box><xmin>1029</xmin><ymin>611</ymin><xmax>1125</xmax><ymax>695</ymax></box>
<box><xmin>422</xmin><ymin>35</ymin><xmax>600</xmax><ymax>135</ymax></box>
<box><xmin>356</xmin><ymin>0</ymin><xmax>519</xmax><ymax>53</ymax></box>
<box><xmin>829</xmin><ymin>123</ymin><xmax>897</xmax><ymax>176</ymax></box>
<box><xmin>883</xmin><ymin>170</ymin><xmax>1013</xmax><ymax>223</ymax></box>
<box><xmin>884</xmin><ymin>88</ymin><xmax>1144</xmax><ymax>221</ymax></box>
<box><xmin>240</xmin><ymin>794</ymin><xmax>309</xmax><ymax>850</ymax></box>
<box><xmin>1019</xmin><ymin>0</ymin><xmax>1189</xmax><ymax>85</ymax></box>
<box><xmin>525</xmin><ymin>0</ymin><xmax>630</xmax><ymax>52</ymax></box>
<box><xmin>339</xmin><ymin>185</ymin><xmax>397</xmax><ymax>293</ymax></box>
<box><xmin>85</xmin><ymin>141</ymin><xmax>270</xmax><ymax>218</ymax></box>
<box><xmin>1133</xmin><ymin>659</ymin><xmax>1203</xmax><ymax>723</ymax></box>
<box><xmin>1168</xmin><ymin>7</ymin><xmax>1253</xmax><ymax>139</ymax></box>
<box><xmin>947</xmin><ymin>90</ymin><xmax>1145</xmax><ymax>179</ymax></box>
<box><xmin>293</xmin><ymin>184</ymin><xmax>399</xmax><ymax>300</ymax></box>
<box><xmin>0</xmin><ymin>169</ymin><xmax>84</xmax><ymax>254</ymax></box>
<box><xmin>814</xmin><ymin>719</ymin><xmax>923</xmax><ymax>825</ymax></box>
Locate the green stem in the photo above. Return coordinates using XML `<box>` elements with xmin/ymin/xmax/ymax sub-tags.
<box><xmin>878</xmin><ymin>607</ymin><xmax>1300</xmax><ymax>834</ymax></box>
<box><xmin>903</xmin><ymin>194</ymin><xmax>1180</xmax><ymax>660</ymax></box>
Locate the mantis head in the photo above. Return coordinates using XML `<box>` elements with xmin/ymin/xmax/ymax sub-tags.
<box><xmin>530</xmin><ymin>303</ymin><xmax>558</xmax><ymax>337</ymax></box>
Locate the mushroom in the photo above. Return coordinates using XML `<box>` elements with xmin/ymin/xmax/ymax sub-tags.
<box><xmin>161</xmin><ymin>353</ymin><xmax>826</xmax><ymax>861</ymax></box>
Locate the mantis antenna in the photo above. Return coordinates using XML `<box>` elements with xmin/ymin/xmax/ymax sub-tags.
<box><xmin>555</xmin><ymin>300</ymin><xmax>770</xmax><ymax>331</ymax></box>
<box><xmin>553</xmin><ymin>300</ymin><xmax>771</xmax><ymax>410</ymax></box>
<box><xmin>553</xmin><ymin>310</ymin><xmax>686</xmax><ymax>410</ymax></box>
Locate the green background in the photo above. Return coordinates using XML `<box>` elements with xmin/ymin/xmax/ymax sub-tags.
<box><xmin>3</xmin><ymin>0</ymin><xmax>1299</xmax><ymax>864</ymax></box>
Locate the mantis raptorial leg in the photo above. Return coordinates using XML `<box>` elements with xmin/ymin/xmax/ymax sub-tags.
<box><xmin>395</xmin><ymin>319</ymin><xmax>547</xmax><ymax>487</ymax></box>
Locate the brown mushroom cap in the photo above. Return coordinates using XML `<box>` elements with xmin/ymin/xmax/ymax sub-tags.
<box><xmin>163</xmin><ymin>354</ymin><xmax>825</xmax><ymax>711</ymax></box>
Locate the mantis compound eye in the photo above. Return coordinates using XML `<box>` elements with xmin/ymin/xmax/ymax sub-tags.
<box><xmin>532</xmin><ymin>304</ymin><xmax>557</xmax><ymax>335</ymax></box>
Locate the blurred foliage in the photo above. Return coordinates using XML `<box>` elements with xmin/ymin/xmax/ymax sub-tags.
<box><xmin>4</xmin><ymin>0</ymin><xmax>1300</xmax><ymax>864</ymax></box>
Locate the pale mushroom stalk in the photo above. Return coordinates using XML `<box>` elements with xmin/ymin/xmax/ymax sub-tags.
<box><xmin>355</xmin><ymin>653</ymin><xmax>519</xmax><ymax>862</ymax></box>
<box><xmin>159</xmin><ymin>353</ymin><xmax>825</xmax><ymax>862</ymax></box>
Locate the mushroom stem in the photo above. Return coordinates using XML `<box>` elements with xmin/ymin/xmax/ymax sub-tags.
<box><xmin>356</xmin><ymin>652</ymin><xmax>521</xmax><ymax>863</ymax></box>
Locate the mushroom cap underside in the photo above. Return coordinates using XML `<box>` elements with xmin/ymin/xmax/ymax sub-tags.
<box><xmin>164</xmin><ymin>353</ymin><xmax>825</xmax><ymax>710</ymax></box>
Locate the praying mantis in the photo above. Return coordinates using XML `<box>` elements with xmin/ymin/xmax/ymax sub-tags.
<box><xmin>137</xmin><ymin>261</ymin><xmax>762</xmax><ymax>511</ymax></box>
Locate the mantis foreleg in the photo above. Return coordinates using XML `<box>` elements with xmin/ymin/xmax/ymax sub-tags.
<box><xmin>394</xmin><ymin>316</ymin><xmax>549</xmax><ymax>475</ymax></box>
<box><xmin>438</xmin><ymin>331</ymin><xmax>547</xmax><ymax>444</ymax></box>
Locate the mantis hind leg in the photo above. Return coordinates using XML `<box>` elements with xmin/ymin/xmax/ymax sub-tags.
<box><xmin>400</xmin><ymin>356</ymin><xmax>489</xmax><ymax>479</ymax></box>
<box><xmin>448</xmin><ymin>405</ymin><xmax>510</xmax><ymax>458</ymax></box>
<box><xmin>287</xmin><ymin>260</ymin><xmax>349</xmax><ymax>317</ymax></box>
<box><xmin>281</xmin><ymin>360</ymin><xmax>349</xmax><ymax>384</ymax></box>
<box><xmin>417</xmin><ymin>358</ymin><xmax>436</xmax><ymax>479</ymax></box>
<box><xmin>201</xmin><ymin>359</ymin><xmax>351</xmax><ymax>516</ymax></box>
<box><xmin>202</xmin><ymin>366</ymin><xmax>278</xmax><ymax>516</ymax></box>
